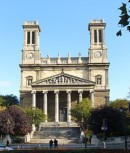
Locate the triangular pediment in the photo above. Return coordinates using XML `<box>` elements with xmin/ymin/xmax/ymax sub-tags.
<box><xmin>32</xmin><ymin>72</ymin><xmax>95</xmax><ymax>86</ymax></box>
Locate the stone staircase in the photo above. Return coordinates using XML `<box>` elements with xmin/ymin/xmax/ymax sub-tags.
<box><xmin>30</xmin><ymin>122</ymin><xmax>80</xmax><ymax>144</ymax></box>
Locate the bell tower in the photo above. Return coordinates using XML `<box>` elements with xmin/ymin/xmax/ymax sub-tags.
<box><xmin>88</xmin><ymin>19</ymin><xmax>110</xmax><ymax>101</ymax></box>
<box><xmin>88</xmin><ymin>19</ymin><xmax>108</xmax><ymax>63</ymax></box>
<box><xmin>22</xmin><ymin>21</ymin><xmax>41</xmax><ymax>64</ymax></box>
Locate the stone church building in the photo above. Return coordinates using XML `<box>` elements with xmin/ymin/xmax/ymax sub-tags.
<box><xmin>20</xmin><ymin>19</ymin><xmax>110</xmax><ymax>124</ymax></box>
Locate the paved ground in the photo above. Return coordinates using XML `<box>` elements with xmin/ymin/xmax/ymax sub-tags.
<box><xmin>10</xmin><ymin>143</ymin><xmax>97</xmax><ymax>150</ymax></box>
<box><xmin>10</xmin><ymin>142</ymin><xmax>129</xmax><ymax>150</ymax></box>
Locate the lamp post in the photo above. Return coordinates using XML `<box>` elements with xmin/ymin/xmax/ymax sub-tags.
<box><xmin>101</xmin><ymin>118</ymin><xmax>107</xmax><ymax>149</ymax></box>
<box><xmin>6</xmin><ymin>118</ymin><xmax>11</xmax><ymax>146</ymax></box>
<box><xmin>120</xmin><ymin>107</ymin><xmax>128</xmax><ymax>150</ymax></box>
<box><xmin>80</xmin><ymin>112</ymin><xmax>88</xmax><ymax>149</ymax></box>
<box><xmin>32</xmin><ymin>109</ymin><xmax>36</xmax><ymax>131</ymax></box>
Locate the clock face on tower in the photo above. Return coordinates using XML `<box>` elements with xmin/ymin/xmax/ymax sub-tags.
<box><xmin>94</xmin><ymin>51</ymin><xmax>102</xmax><ymax>58</ymax></box>
<box><xmin>26</xmin><ymin>52</ymin><xmax>34</xmax><ymax>59</ymax></box>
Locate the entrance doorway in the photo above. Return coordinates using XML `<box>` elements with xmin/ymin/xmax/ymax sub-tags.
<box><xmin>59</xmin><ymin>108</ymin><xmax>67</xmax><ymax>122</ymax></box>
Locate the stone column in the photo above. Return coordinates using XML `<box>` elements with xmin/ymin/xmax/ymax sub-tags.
<box><xmin>36</xmin><ymin>30</ymin><xmax>40</xmax><ymax>49</ymax></box>
<box><xmin>31</xmin><ymin>90</ymin><xmax>36</xmax><ymax>109</ymax></box>
<box><xmin>90</xmin><ymin>30</ymin><xmax>92</xmax><ymax>45</ymax></box>
<box><xmin>102</xmin><ymin>29</ymin><xmax>106</xmax><ymax>47</ymax></box>
<box><xmin>21</xmin><ymin>70</ymin><xmax>23</xmax><ymax>86</ymax></box>
<box><xmin>105</xmin><ymin>69</ymin><xmax>109</xmax><ymax>88</ymax></box>
<box><xmin>24</xmin><ymin>30</ymin><xmax>27</xmax><ymax>46</ymax></box>
<box><xmin>54</xmin><ymin>90</ymin><xmax>59</xmax><ymax>123</ymax></box>
<box><xmin>66</xmin><ymin>90</ymin><xmax>71</xmax><ymax>123</ymax></box>
<box><xmin>78</xmin><ymin>90</ymin><xmax>83</xmax><ymax>102</ymax></box>
<box><xmin>30</xmin><ymin>31</ymin><xmax>32</xmax><ymax>44</ymax></box>
<box><xmin>90</xmin><ymin>89</ymin><xmax>94</xmax><ymax>107</ymax></box>
<box><xmin>43</xmin><ymin>90</ymin><xmax>48</xmax><ymax>122</ymax></box>
<box><xmin>90</xmin><ymin>30</ymin><xmax>93</xmax><ymax>47</ymax></box>
<box><xmin>35</xmin><ymin>30</ymin><xmax>38</xmax><ymax>46</ymax></box>
<box><xmin>31</xmin><ymin>90</ymin><xmax>36</xmax><ymax>132</ymax></box>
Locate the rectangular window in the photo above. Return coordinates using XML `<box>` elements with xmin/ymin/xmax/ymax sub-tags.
<box><xmin>27</xmin><ymin>32</ymin><xmax>30</xmax><ymax>44</ymax></box>
<box><xmin>99</xmin><ymin>30</ymin><xmax>102</xmax><ymax>42</ymax></box>
<box><xmin>94</xmin><ymin>30</ymin><xmax>97</xmax><ymax>43</ymax></box>
<box><xmin>32</xmin><ymin>31</ymin><xmax>35</xmax><ymax>44</ymax></box>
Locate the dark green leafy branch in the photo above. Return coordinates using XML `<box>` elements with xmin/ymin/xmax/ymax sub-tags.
<box><xmin>117</xmin><ymin>1</ymin><xmax>130</xmax><ymax>36</ymax></box>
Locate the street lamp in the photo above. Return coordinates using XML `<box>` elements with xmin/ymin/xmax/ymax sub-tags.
<box><xmin>80</xmin><ymin>112</ymin><xmax>88</xmax><ymax>149</ymax></box>
<box><xmin>120</xmin><ymin>107</ymin><xmax>128</xmax><ymax>150</ymax></box>
<box><xmin>6</xmin><ymin>118</ymin><xmax>11</xmax><ymax>146</ymax></box>
<box><xmin>7</xmin><ymin>118</ymin><xmax>11</xmax><ymax>134</ymax></box>
<box><xmin>101</xmin><ymin>118</ymin><xmax>108</xmax><ymax>149</ymax></box>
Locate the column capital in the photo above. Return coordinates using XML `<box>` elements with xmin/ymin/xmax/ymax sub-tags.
<box><xmin>43</xmin><ymin>90</ymin><xmax>48</xmax><ymax>94</ymax></box>
<box><xmin>54</xmin><ymin>90</ymin><xmax>59</xmax><ymax>94</ymax></box>
<box><xmin>78</xmin><ymin>89</ymin><xmax>83</xmax><ymax>93</ymax></box>
<box><xmin>31</xmin><ymin>90</ymin><xmax>36</xmax><ymax>94</ymax></box>
<box><xmin>66</xmin><ymin>90</ymin><xmax>71</xmax><ymax>93</ymax></box>
<box><xmin>90</xmin><ymin>89</ymin><xmax>94</xmax><ymax>93</ymax></box>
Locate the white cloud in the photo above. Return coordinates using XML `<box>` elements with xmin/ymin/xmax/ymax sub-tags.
<box><xmin>0</xmin><ymin>81</ymin><xmax>11</xmax><ymax>87</ymax></box>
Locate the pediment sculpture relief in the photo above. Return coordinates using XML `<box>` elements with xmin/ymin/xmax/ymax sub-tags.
<box><xmin>33</xmin><ymin>73</ymin><xmax>95</xmax><ymax>85</ymax></box>
<box><xmin>44</xmin><ymin>75</ymin><xmax>85</xmax><ymax>84</ymax></box>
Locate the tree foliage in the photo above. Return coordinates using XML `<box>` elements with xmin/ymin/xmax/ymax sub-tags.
<box><xmin>0</xmin><ymin>105</ymin><xmax>32</xmax><ymax>136</ymax></box>
<box><xmin>0</xmin><ymin>110</ymin><xmax>14</xmax><ymax>136</ymax></box>
<box><xmin>71</xmin><ymin>98</ymin><xmax>91</xmax><ymax>129</ymax></box>
<box><xmin>110</xmin><ymin>99</ymin><xmax>130</xmax><ymax>136</ymax></box>
<box><xmin>110</xmin><ymin>99</ymin><xmax>129</xmax><ymax>110</ymax></box>
<box><xmin>0</xmin><ymin>96</ymin><xmax>6</xmax><ymax>106</ymax></box>
<box><xmin>88</xmin><ymin>105</ymin><xmax>125</xmax><ymax>137</ymax></box>
<box><xmin>117</xmin><ymin>1</ymin><xmax>130</xmax><ymax>36</ymax></box>
<box><xmin>0</xmin><ymin>106</ymin><xmax>6</xmax><ymax>112</ymax></box>
<box><xmin>0</xmin><ymin>94</ymin><xmax>19</xmax><ymax>107</ymax></box>
<box><xmin>8</xmin><ymin>105</ymin><xmax>32</xmax><ymax>135</ymax></box>
<box><xmin>24</xmin><ymin>107</ymin><xmax>46</xmax><ymax>127</ymax></box>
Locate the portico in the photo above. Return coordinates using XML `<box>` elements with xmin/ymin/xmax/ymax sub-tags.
<box><xmin>31</xmin><ymin>72</ymin><xmax>95</xmax><ymax>123</ymax></box>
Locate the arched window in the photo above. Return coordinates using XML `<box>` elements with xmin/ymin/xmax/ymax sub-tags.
<box><xmin>96</xmin><ymin>75</ymin><xmax>102</xmax><ymax>85</ymax></box>
<box><xmin>26</xmin><ymin>76</ymin><xmax>33</xmax><ymax>86</ymax></box>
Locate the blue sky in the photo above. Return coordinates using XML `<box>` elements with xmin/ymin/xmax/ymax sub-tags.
<box><xmin>0</xmin><ymin>0</ymin><xmax>130</xmax><ymax>101</ymax></box>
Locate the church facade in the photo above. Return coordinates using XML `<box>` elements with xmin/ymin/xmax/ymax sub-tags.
<box><xmin>19</xmin><ymin>19</ymin><xmax>110</xmax><ymax>123</ymax></box>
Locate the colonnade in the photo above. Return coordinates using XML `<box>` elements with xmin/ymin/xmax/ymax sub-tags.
<box><xmin>31</xmin><ymin>89</ymin><xmax>94</xmax><ymax>123</ymax></box>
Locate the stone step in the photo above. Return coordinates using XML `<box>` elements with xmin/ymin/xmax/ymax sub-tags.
<box><xmin>40</xmin><ymin>122</ymin><xmax>79</xmax><ymax>127</ymax></box>
<box><xmin>34</xmin><ymin>127</ymin><xmax>80</xmax><ymax>139</ymax></box>
<box><xmin>33</xmin><ymin>133</ymin><xmax>79</xmax><ymax>139</ymax></box>
<box><xmin>30</xmin><ymin>122</ymin><xmax>80</xmax><ymax>144</ymax></box>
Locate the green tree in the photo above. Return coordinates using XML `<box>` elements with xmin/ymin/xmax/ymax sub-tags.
<box><xmin>110</xmin><ymin>99</ymin><xmax>130</xmax><ymax>136</ymax></box>
<box><xmin>71</xmin><ymin>98</ymin><xmax>91</xmax><ymax>129</ymax></box>
<box><xmin>0</xmin><ymin>94</ymin><xmax>19</xmax><ymax>107</ymax></box>
<box><xmin>110</xmin><ymin>99</ymin><xmax>129</xmax><ymax>110</ymax></box>
<box><xmin>24</xmin><ymin>107</ymin><xmax>46</xmax><ymax>128</ymax></box>
<box><xmin>88</xmin><ymin>105</ymin><xmax>124</xmax><ymax>137</ymax></box>
<box><xmin>117</xmin><ymin>1</ymin><xmax>130</xmax><ymax>36</ymax></box>
<box><xmin>0</xmin><ymin>96</ymin><xmax>6</xmax><ymax>106</ymax></box>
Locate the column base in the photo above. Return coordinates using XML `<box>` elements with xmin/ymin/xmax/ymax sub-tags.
<box><xmin>67</xmin><ymin>122</ymin><xmax>71</xmax><ymax>127</ymax></box>
<box><xmin>54</xmin><ymin>122</ymin><xmax>59</xmax><ymax>127</ymax></box>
